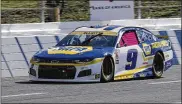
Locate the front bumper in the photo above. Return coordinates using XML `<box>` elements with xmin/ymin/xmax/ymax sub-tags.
<box><xmin>29</xmin><ymin>58</ymin><xmax>103</xmax><ymax>82</ymax></box>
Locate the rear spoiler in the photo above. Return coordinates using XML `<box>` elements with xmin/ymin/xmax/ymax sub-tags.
<box><xmin>154</xmin><ymin>35</ymin><xmax>169</xmax><ymax>39</ymax></box>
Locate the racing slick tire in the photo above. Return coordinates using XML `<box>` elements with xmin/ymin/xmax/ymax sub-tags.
<box><xmin>101</xmin><ymin>57</ymin><xmax>114</xmax><ymax>82</ymax></box>
<box><xmin>152</xmin><ymin>52</ymin><xmax>164</xmax><ymax>78</ymax></box>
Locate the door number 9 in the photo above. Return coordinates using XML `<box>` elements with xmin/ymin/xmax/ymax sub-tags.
<box><xmin>125</xmin><ymin>49</ymin><xmax>138</xmax><ymax>70</ymax></box>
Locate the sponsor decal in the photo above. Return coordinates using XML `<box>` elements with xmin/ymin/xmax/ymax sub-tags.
<box><xmin>95</xmin><ymin>74</ymin><xmax>100</xmax><ymax>79</ymax></box>
<box><xmin>165</xmin><ymin>54</ymin><xmax>169</xmax><ymax>58</ymax></box>
<box><xmin>70</xmin><ymin>31</ymin><xmax>117</xmax><ymax>36</ymax></box>
<box><xmin>165</xmin><ymin>60</ymin><xmax>172</xmax><ymax>70</ymax></box>
<box><xmin>151</xmin><ymin>41</ymin><xmax>169</xmax><ymax>49</ymax></box>
<box><xmin>115</xmin><ymin>60</ymin><xmax>119</xmax><ymax>64</ymax></box>
<box><xmin>48</xmin><ymin>46</ymin><xmax>93</xmax><ymax>55</ymax></box>
<box><xmin>151</xmin><ymin>42</ymin><xmax>161</xmax><ymax>48</ymax></box>
<box><xmin>143</xmin><ymin>62</ymin><xmax>148</xmax><ymax>65</ymax></box>
<box><xmin>160</xmin><ymin>40</ymin><xmax>169</xmax><ymax>47</ymax></box>
<box><xmin>114</xmin><ymin>50</ymin><xmax>119</xmax><ymax>64</ymax></box>
<box><xmin>139</xmin><ymin>73</ymin><xmax>145</xmax><ymax>77</ymax></box>
<box><xmin>166</xmin><ymin>61</ymin><xmax>172</xmax><ymax>67</ymax></box>
<box><xmin>91</xmin><ymin>1</ymin><xmax>131</xmax><ymax>10</ymax></box>
<box><xmin>90</xmin><ymin>5</ymin><xmax>131</xmax><ymax>10</ymax></box>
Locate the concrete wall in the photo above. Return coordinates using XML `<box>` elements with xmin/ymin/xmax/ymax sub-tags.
<box><xmin>2</xmin><ymin>18</ymin><xmax>181</xmax><ymax>36</ymax></box>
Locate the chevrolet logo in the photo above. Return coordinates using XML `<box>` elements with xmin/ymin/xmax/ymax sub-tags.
<box><xmin>51</xmin><ymin>60</ymin><xmax>59</xmax><ymax>63</ymax></box>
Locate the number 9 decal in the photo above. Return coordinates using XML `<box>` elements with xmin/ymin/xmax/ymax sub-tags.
<box><xmin>125</xmin><ymin>49</ymin><xmax>138</xmax><ymax>70</ymax></box>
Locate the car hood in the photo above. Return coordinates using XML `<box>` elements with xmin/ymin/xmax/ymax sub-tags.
<box><xmin>33</xmin><ymin>46</ymin><xmax>115</xmax><ymax>60</ymax></box>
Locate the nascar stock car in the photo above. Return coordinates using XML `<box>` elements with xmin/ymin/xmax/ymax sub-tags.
<box><xmin>29</xmin><ymin>25</ymin><xmax>173</xmax><ymax>82</ymax></box>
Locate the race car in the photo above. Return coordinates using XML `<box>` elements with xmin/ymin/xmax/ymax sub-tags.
<box><xmin>29</xmin><ymin>25</ymin><xmax>173</xmax><ymax>82</ymax></box>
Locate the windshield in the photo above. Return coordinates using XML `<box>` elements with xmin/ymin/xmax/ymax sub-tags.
<box><xmin>56</xmin><ymin>34</ymin><xmax>117</xmax><ymax>47</ymax></box>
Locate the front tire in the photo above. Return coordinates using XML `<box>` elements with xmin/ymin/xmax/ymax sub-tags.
<box><xmin>100</xmin><ymin>57</ymin><xmax>114</xmax><ymax>82</ymax></box>
<box><xmin>152</xmin><ymin>52</ymin><xmax>164</xmax><ymax>78</ymax></box>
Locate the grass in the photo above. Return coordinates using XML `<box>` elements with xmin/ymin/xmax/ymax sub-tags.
<box><xmin>1</xmin><ymin>0</ymin><xmax>39</xmax><ymax>8</ymax></box>
<box><xmin>1</xmin><ymin>0</ymin><xmax>181</xmax><ymax>24</ymax></box>
<box><xmin>1</xmin><ymin>0</ymin><xmax>41</xmax><ymax>23</ymax></box>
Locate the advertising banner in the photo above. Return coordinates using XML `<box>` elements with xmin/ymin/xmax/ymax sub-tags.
<box><xmin>89</xmin><ymin>0</ymin><xmax>134</xmax><ymax>21</ymax></box>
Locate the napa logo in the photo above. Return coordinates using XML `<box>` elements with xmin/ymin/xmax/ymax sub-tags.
<box><xmin>48</xmin><ymin>46</ymin><xmax>93</xmax><ymax>55</ymax></box>
<box><xmin>142</xmin><ymin>43</ymin><xmax>151</xmax><ymax>55</ymax></box>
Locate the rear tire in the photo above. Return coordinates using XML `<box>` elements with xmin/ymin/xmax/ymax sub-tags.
<box><xmin>100</xmin><ymin>57</ymin><xmax>114</xmax><ymax>82</ymax></box>
<box><xmin>152</xmin><ymin>52</ymin><xmax>164</xmax><ymax>78</ymax></box>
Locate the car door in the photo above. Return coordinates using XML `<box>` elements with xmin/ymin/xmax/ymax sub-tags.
<box><xmin>135</xmin><ymin>28</ymin><xmax>157</xmax><ymax>65</ymax></box>
<box><xmin>136</xmin><ymin>28</ymin><xmax>155</xmax><ymax>55</ymax></box>
<box><xmin>114</xmin><ymin>29</ymin><xmax>145</xmax><ymax>74</ymax></box>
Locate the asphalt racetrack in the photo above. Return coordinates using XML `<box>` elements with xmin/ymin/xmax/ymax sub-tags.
<box><xmin>2</xmin><ymin>65</ymin><xmax>181</xmax><ymax>103</ymax></box>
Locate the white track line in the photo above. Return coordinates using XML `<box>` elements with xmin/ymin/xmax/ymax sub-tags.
<box><xmin>148</xmin><ymin>80</ymin><xmax>181</xmax><ymax>85</ymax></box>
<box><xmin>2</xmin><ymin>92</ymin><xmax>47</xmax><ymax>98</ymax></box>
<box><xmin>173</xmin><ymin>102</ymin><xmax>181</xmax><ymax>104</ymax></box>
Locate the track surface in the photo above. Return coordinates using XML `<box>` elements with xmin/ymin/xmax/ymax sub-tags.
<box><xmin>2</xmin><ymin>65</ymin><xmax>181</xmax><ymax>103</ymax></box>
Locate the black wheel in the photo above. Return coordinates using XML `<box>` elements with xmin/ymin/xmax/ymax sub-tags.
<box><xmin>152</xmin><ymin>52</ymin><xmax>164</xmax><ymax>78</ymax></box>
<box><xmin>101</xmin><ymin>57</ymin><xmax>114</xmax><ymax>82</ymax></box>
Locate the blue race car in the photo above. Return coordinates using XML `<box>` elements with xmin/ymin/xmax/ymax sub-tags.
<box><xmin>29</xmin><ymin>25</ymin><xmax>173</xmax><ymax>82</ymax></box>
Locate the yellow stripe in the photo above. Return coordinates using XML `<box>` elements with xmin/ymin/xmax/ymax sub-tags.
<box><xmin>70</xmin><ymin>31</ymin><xmax>117</xmax><ymax>36</ymax></box>
<box><xmin>114</xmin><ymin>64</ymin><xmax>152</xmax><ymax>80</ymax></box>
<box><xmin>142</xmin><ymin>53</ymin><xmax>154</xmax><ymax>61</ymax></box>
<box><xmin>155</xmin><ymin>35</ymin><xmax>169</xmax><ymax>39</ymax></box>
<box><xmin>114</xmin><ymin>75</ymin><xmax>133</xmax><ymax>80</ymax></box>
<box><xmin>30</xmin><ymin>58</ymin><xmax>103</xmax><ymax>66</ymax></box>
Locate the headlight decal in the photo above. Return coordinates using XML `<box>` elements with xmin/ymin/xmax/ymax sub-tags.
<box><xmin>31</xmin><ymin>57</ymin><xmax>40</xmax><ymax>63</ymax></box>
<box><xmin>30</xmin><ymin>58</ymin><xmax>104</xmax><ymax>66</ymax></box>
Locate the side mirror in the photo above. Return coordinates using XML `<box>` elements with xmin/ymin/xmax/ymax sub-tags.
<box><xmin>116</xmin><ymin>43</ymin><xmax>127</xmax><ymax>48</ymax></box>
<box><xmin>116</xmin><ymin>43</ymin><xmax>121</xmax><ymax>48</ymax></box>
<box><xmin>124</xmin><ymin>43</ymin><xmax>127</xmax><ymax>47</ymax></box>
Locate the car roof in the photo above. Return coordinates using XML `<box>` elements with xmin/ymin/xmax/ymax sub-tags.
<box><xmin>74</xmin><ymin>25</ymin><xmax>147</xmax><ymax>33</ymax></box>
<box><xmin>71</xmin><ymin>25</ymin><xmax>151</xmax><ymax>37</ymax></box>
<box><xmin>74</xmin><ymin>25</ymin><xmax>124</xmax><ymax>33</ymax></box>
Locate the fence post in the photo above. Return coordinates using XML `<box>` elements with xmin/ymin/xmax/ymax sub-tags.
<box><xmin>40</xmin><ymin>0</ymin><xmax>45</xmax><ymax>23</ymax></box>
<box><xmin>55</xmin><ymin>7</ymin><xmax>60</xmax><ymax>22</ymax></box>
<box><xmin>137</xmin><ymin>0</ymin><xmax>141</xmax><ymax>19</ymax></box>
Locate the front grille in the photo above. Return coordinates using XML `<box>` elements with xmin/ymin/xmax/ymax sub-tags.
<box><xmin>38</xmin><ymin>65</ymin><xmax>76</xmax><ymax>79</ymax></box>
<box><xmin>78</xmin><ymin>69</ymin><xmax>92</xmax><ymax>77</ymax></box>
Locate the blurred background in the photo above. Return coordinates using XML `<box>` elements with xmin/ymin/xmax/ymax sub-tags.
<box><xmin>1</xmin><ymin>0</ymin><xmax>181</xmax><ymax>24</ymax></box>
